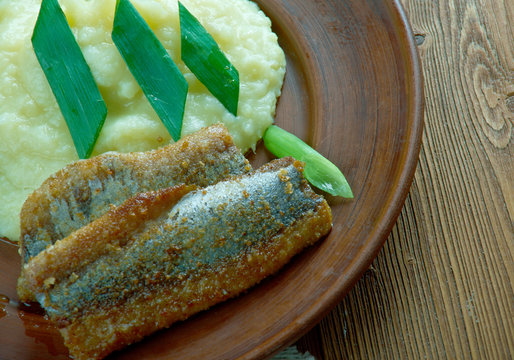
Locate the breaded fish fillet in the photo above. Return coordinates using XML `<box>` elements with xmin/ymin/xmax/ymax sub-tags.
<box><xmin>19</xmin><ymin>124</ymin><xmax>249</xmax><ymax>263</ymax></box>
<box><xmin>17</xmin><ymin>125</ymin><xmax>250</xmax><ymax>301</ymax></box>
<box><xmin>17</xmin><ymin>125</ymin><xmax>251</xmax><ymax>301</ymax></box>
<box><xmin>21</xmin><ymin>158</ymin><xmax>332</xmax><ymax>360</ymax></box>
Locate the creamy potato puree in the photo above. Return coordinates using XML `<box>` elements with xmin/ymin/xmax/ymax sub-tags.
<box><xmin>0</xmin><ymin>0</ymin><xmax>286</xmax><ymax>241</ymax></box>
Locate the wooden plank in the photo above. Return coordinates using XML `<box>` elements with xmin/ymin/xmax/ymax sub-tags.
<box><xmin>297</xmin><ymin>0</ymin><xmax>513</xmax><ymax>358</ymax></box>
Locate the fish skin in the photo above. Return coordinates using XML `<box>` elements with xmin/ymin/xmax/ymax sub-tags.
<box><xmin>22</xmin><ymin>158</ymin><xmax>332</xmax><ymax>360</ymax></box>
<box><xmin>17</xmin><ymin>124</ymin><xmax>250</xmax><ymax>301</ymax></box>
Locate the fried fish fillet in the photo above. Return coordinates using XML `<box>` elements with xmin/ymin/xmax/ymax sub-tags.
<box><xmin>17</xmin><ymin>124</ymin><xmax>250</xmax><ymax>301</ymax></box>
<box><xmin>21</xmin><ymin>158</ymin><xmax>332</xmax><ymax>360</ymax></box>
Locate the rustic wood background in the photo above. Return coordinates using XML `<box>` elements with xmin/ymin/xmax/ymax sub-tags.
<box><xmin>293</xmin><ymin>0</ymin><xmax>513</xmax><ymax>358</ymax></box>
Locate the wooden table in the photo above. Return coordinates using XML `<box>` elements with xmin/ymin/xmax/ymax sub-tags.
<box><xmin>293</xmin><ymin>0</ymin><xmax>513</xmax><ymax>358</ymax></box>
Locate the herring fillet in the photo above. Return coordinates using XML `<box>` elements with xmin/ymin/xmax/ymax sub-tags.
<box><xmin>17</xmin><ymin>124</ymin><xmax>250</xmax><ymax>301</ymax></box>
<box><xmin>21</xmin><ymin>158</ymin><xmax>332</xmax><ymax>360</ymax></box>
<box><xmin>19</xmin><ymin>124</ymin><xmax>249</xmax><ymax>263</ymax></box>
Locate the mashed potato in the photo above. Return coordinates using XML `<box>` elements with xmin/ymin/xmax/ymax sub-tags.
<box><xmin>0</xmin><ymin>0</ymin><xmax>286</xmax><ymax>241</ymax></box>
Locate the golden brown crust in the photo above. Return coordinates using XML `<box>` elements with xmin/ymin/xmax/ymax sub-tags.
<box><xmin>19</xmin><ymin>124</ymin><xmax>249</xmax><ymax>262</ymax></box>
<box><xmin>18</xmin><ymin>124</ymin><xmax>250</xmax><ymax>301</ymax></box>
<box><xmin>21</xmin><ymin>158</ymin><xmax>332</xmax><ymax>360</ymax></box>
<box><xmin>20</xmin><ymin>185</ymin><xmax>195</xmax><ymax>299</ymax></box>
<box><xmin>61</xmin><ymin>201</ymin><xmax>331</xmax><ymax>360</ymax></box>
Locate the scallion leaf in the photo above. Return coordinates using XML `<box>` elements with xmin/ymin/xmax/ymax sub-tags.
<box><xmin>32</xmin><ymin>0</ymin><xmax>107</xmax><ymax>159</ymax></box>
<box><xmin>112</xmin><ymin>0</ymin><xmax>188</xmax><ymax>142</ymax></box>
<box><xmin>263</xmin><ymin>125</ymin><xmax>353</xmax><ymax>198</ymax></box>
<box><xmin>179</xmin><ymin>2</ymin><xmax>239</xmax><ymax>116</ymax></box>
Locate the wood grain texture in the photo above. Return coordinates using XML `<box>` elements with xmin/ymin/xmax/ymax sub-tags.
<box><xmin>297</xmin><ymin>0</ymin><xmax>513</xmax><ymax>358</ymax></box>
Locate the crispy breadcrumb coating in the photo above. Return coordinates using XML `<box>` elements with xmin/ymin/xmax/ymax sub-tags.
<box><xmin>22</xmin><ymin>158</ymin><xmax>332</xmax><ymax>360</ymax></box>
<box><xmin>18</xmin><ymin>125</ymin><xmax>250</xmax><ymax>301</ymax></box>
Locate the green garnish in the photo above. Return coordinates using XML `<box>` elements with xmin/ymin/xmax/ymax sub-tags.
<box><xmin>263</xmin><ymin>125</ymin><xmax>353</xmax><ymax>198</ymax></box>
<box><xmin>112</xmin><ymin>0</ymin><xmax>188</xmax><ymax>142</ymax></box>
<box><xmin>32</xmin><ymin>0</ymin><xmax>107</xmax><ymax>159</ymax></box>
<box><xmin>179</xmin><ymin>2</ymin><xmax>239</xmax><ymax>116</ymax></box>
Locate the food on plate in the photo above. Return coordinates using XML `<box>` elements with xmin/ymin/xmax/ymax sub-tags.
<box><xmin>9</xmin><ymin>0</ymin><xmax>342</xmax><ymax>357</ymax></box>
<box><xmin>264</xmin><ymin>125</ymin><xmax>353</xmax><ymax>198</ymax></box>
<box><xmin>20</xmin><ymin>157</ymin><xmax>332</xmax><ymax>360</ymax></box>
<box><xmin>31</xmin><ymin>0</ymin><xmax>108</xmax><ymax>160</ymax></box>
<box><xmin>17</xmin><ymin>124</ymin><xmax>250</xmax><ymax>301</ymax></box>
<box><xmin>178</xmin><ymin>1</ymin><xmax>239</xmax><ymax>116</ymax></box>
<box><xmin>0</xmin><ymin>0</ymin><xmax>286</xmax><ymax>241</ymax></box>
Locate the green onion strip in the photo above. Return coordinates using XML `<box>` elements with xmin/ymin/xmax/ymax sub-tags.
<box><xmin>112</xmin><ymin>0</ymin><xmax>188</xmax><ymax>142</ymax></box>
<box><xmin>32</xmin><ymin>0</ymin><xmax>107</xmax><ymax>159</ymax></box>
<box><xmin>263</xmin><ymin>125</ymin><xmax>353</xmax><ymax>198</ymax></box>
<box><xmin>179</xmin><ymin>2</ymin><xmax>239</xmax><ymax>116</ymax></box>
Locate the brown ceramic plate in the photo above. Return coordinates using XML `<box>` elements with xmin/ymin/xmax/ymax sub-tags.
<box><xmin>0</xmin><ymin>0</ymin><xmax>423</xmax><ymax>359</ymax></box>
